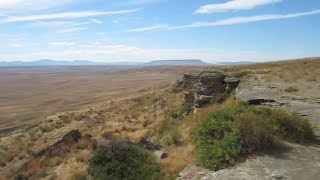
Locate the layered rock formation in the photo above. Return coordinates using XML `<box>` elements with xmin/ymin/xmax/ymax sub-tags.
<box><xmin>173</xmin><ymin>73</ymin><xmax>239</xmax><ymax>110</ymax></box>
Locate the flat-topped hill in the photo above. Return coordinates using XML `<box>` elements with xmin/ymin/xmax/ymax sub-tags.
<box><xmin>144</xmin><ymin>59</ymin><xmax>208</xmax><ymax>66</ymax></box>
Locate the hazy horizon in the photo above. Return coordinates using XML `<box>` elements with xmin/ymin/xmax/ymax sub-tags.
<box><xmin>0</xmin><ymin>57</ymin><xmax>319</xmax><ymax>64</ymax></box>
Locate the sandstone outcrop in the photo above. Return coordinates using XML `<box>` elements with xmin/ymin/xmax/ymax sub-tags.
<box><xmin>36</xmin><ymin>129</ymin><xmax>83</xmax><ymax>157</ymax></box>
<box><xmin>14</xmin><ymin>130</ymin><xmax>94</xmax><ymax>179</ymax></box>
<box><xmin>173</xmin><ymin>73</ymin><xmax>239</xmax><ymax>110</ymax></box>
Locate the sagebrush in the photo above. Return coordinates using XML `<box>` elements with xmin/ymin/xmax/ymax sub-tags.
<box><xmin>193</xmin><ymin>100</ymin><xmax>314</xmax><ymax>170</ymax></box>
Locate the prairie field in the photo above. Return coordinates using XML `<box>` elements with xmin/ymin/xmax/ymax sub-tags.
<box><xmin>0</xmin><ymin>66</ymin><xmax>203</xmax><ymax>132</ymax></box>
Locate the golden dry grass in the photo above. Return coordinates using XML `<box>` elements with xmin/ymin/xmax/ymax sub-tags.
<box><xmin>0</xmin><ymin>66</ymin><xmax>204</xmax><ymax>131</ymax></box>
<box><xmin>153</xmin><ymin>103</ymin><xmax>222</xmax><ymax>178</ymax></box>
<box><xmin>0</xmin><ymin>75</ymin><xmax>194</xmax><ymax>179</ymax></box>
<box><xmin>212</xmin><ymin>57</ymin><xmax>320</xmax><ymax>83</ymax></box>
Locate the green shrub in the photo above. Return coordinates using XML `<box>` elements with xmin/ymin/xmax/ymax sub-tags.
<box><xmin>237</xmin><ymin>113</ymin><xmax>273</xmax><ymax>154</ymax></box>
<box><xmin>267</xmin><ymin>110</ymin><xmax>315</xmax><ymax>142</ymax></box>
<box><xmin>88</xmin><ymin>144</ymin><xmax>161</xmax><ymax>180</ymax></box>
<box><xmin>192</xmin><ymin>104</ymin><xmax>243</xmax><ymax>169</ymax></box>
<box><xmin>193</xmin><ymin>100</ymin><xmax>314</xmax><ymax>170</ymax></box>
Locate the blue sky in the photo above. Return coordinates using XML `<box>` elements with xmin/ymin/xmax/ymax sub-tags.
<box><xmin>0</xmin><ymin>0</ymin><xmax>319</xmax><ymax>62</ymax></box>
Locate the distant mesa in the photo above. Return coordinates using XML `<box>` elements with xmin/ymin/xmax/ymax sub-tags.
<box><xmin>215</xmin><ymin>61</ymin><xmax>254</xmax><ymax>65</ymax></box>
<box><xmin>144</xmin><ymin>59</ymin><xmax>209</xmax><ymax>66</ymax></box>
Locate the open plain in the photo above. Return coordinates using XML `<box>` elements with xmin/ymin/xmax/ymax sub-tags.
<box><xmin>0</xmin><ymin>66</ymin><xmax>203</xmax><ymax>132</ymax></box>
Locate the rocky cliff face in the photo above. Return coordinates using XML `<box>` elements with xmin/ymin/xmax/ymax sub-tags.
<box><xmin>173</xmin><ymin>73</ymin><xmax>239</xmax><ymax>110</ymax></box>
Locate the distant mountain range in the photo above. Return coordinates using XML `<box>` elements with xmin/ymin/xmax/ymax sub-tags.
<box><xmin>144</xmin><ymin>59</ymin><xmax>208</xmax><ymax>66</ymax></box>
<box><xmin>0</xmin><ymin>59</ymin><xmax>210</xmax><ymax>67</ymax></box>
<box><xmin>0</xmin><ymin>59</ymin><xmax>106</xmax><ymax>66</ymax></box>
<box><xmin>0</xmin><ymin>59</ymin><xmax>255</xmax><ymax>67</ymax></box>
<box><xmin>0</xmin><ymin>59</ymin><xmax>147</xmax><ymax>67</ymax></box>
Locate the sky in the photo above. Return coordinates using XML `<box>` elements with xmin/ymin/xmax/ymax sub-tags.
<box><xmin>0</xmin><ymin>0</ymin><xmax>319</xmax><ymax>63</ymax></box>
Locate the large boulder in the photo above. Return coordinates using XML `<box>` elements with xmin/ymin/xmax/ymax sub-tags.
<box><xmin>173</xmin><ymin>73</ymin><xmax>239</xmax><ymax>110</ymax></box>
<box><xmin>196</xmin><ymin>74</ymin><xmax>227</xmax><ymax>95</ymax></box>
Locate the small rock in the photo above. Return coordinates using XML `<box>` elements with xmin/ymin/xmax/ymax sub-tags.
<box><xmin>138</xmin><ymin>139</ymin><xmax>162</xmax><ymax>150</ymax></box>
<box><xmin>129</xmin><ymin>119</ymin><xmax>137</xmax><ymax>123</ymax></box>
<box><xmin>193</xmin><ymin>108</ymin><xmax>200</xmax><ymax>114</ymax></box>
<box><xmin>182</xmin><ymin>111</ymin><xmax>189</xmax><ymax>116</ymax></box>
<box><xmin>154</xmin><ymin>151</ymin><xmax>168</xmax><ymax>159</ymax></box>
<box><xmin>271</xmin><ymin>171</ymin><xmax>284</xmax><ymax>179</ymax></box>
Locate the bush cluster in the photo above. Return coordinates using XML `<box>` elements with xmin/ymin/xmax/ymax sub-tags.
<box><xmin>88</xmin><ymin>144</ymin><xmax>161</xmax><ymax>180</ymax></box>
<box><xmin>193</xmin><ymin>100</ymin><xmax>314</xmax><ymax>170</ymax></box>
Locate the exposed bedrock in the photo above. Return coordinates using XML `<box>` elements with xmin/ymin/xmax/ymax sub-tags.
<box><xmin>172</xmin><ymin>73</ymin><xmax>240</xmax><ymax>110</ymax></box>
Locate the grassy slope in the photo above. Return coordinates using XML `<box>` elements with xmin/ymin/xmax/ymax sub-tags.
<box><xmin>0</xmin><ymin>57</ymin><xmax>318</xmax><ymax>179</ymax></box>
<box><xmin>214</xmin><ymin>57</ymin><xmax>320</xmax><ymax>83</ymax></box>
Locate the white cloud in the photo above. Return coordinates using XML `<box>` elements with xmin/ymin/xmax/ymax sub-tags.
<box><xmin>49</xmin><ymin>41</ymin><xmax>75</xmax><ymax>46</ymax></box>
<box><xmin>0</xmin><ymin>0</ymin><xmax>73</xmax><ymax>12</ymax></box>
<box><xmin>126</xmin><ymin>24</ymin><xmax>168</xmax><ymax>32</ymax></box>
<box><xmin>7</xmin><ymin>38</ymin><xmax>23</xmax><ymax>47</ymax></box>
<box><xmin>26</xmin><ymin>21</ymin><xmax>90</xmax><ymax>29</ymax></box>
<box><xmin>121</xmin><ymin>0</ymin><xmax>163</xmax><ymax>5</ymax></box>
<box><xmin>58</xmin><ymin>27</ymin><xmax>88</xmax><ymax>33</ymax></box>
<box><xmin>23</xmin><ymin>20</ymin><xmax>90</xmax><ymax>34</ymax></box>
<box><xmin>175</xmin><ymin>9</ymin><xmax>320</xmax><ymax>29</ymax></box>
<box><xmin>0</xmin><ymin>0</ymin><xmax>22</xmax><ymax>7</ymax></box>
<box><xmin>126</xmin><ymin>9</ymin><xmax>320</xmax><ymax>31</ymax></box>
<box><xmin>0</xmin><ymin>9</ymin><xmax>140</xmax><ymax>23</ymax></box>
<box><xmin>195</xmin><ymin>0</ymin><xmax>283</xmax><ymax>14</ymax></box>
<box><xmin>8</xmin><ymin>42</ymin><xmax>23</xmax><ymax>47</ymax></box>
<box><xmin>26</xmin><ymin>21</ymin><xmax>74</xmax><ymax>28</ymax></box>
<box><xmin>91</xmin><ymin>18</ymin><xmax>102</xmax><ymax>24</ymax></box>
